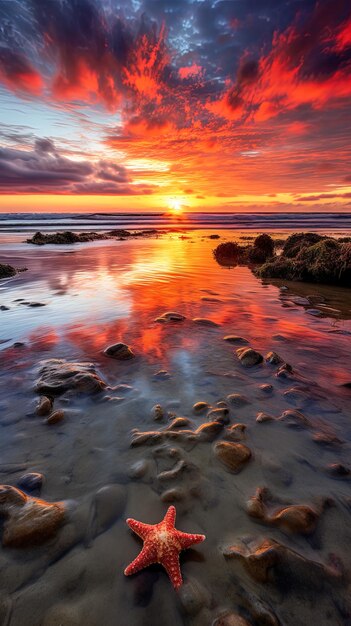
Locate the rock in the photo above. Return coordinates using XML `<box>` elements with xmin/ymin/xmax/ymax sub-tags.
<box><xmin>17</xmin><ymin>472</ymin><xmax>43</xmax><ymax>493</ymax></box>
<box><xmin>236</xmin><ymin>347</ymin><xmax>263</xmax><ymax>367</ymax></box>
<box><xmin>161</xmin><ymin>488</ymin><xmax>185</xmax><ymax>502</ymax></box>
<box><xmin>128</xmin><ymin>460</ymin><xmax>150</xmax><ymax>479</ymax></box>
<box><xmin>227</xmin><ymin>394</ymin><xmax>249</xmax><ymax>407</ymax></box>
<box><xmin>166</xmin><ymin>417</ymin><xmax>191</xmax><ymax>429</ymax></box>
<box><xmin>196</xmin><ymin>421</ymin><xmax>224</xmax><ymax>441</ymax></box>
<box><xmin>193</xmin><ymin>401</ymin><xmax>209</xmax><ymax>414</ymax></box>
<box><xmin>326</xmin><ymin>463</ymin><xmax>350</xmax><ymax>478</ymax></box>
<box><xmin>207</xmin><ymin>407</ymin><xmax>230</xmax><ymax>424</ymax></box>
<box><xmin>223</xmin><ymin>336</ymin><xmax>249</xmax><ymax>344</ymax></box>
<box><xmin>306</xmin><ymin>308</ymin><xmax>322</xmax><ymax>316</ymax></box>
<box><xmin>223</xmin><ymin>537</ymin><xmax>343</xmax><ymax>586</ymax></box>
<box><xmin>312</xmin><ymin>431</ymin><xmax>343</xmax><ymax>446</ymax></box>
<box><xmin>35</xmin><ymin>359</ymin><xmax>106</xmax><ymax>395</ymax></box>
<box><xmin>258</xmin><ymin>383</ymin><xmax>274</xmax><ymax>394</ymax></box>
<box><xmin>226</xmin><ymin>423</ymin><xmax>246</xmax><ymax>441</ymax></box>
<box><xmin>103</xmin><ymin>342</ymin><xmax>134</xmax><ymax>360</ymax></box>
<box><xmin>0</xmin><ymin>485</ymin><xmax>65</xmax><ymax>547</ymax></box>
<box><xmin>192</xmin><ymin>318</ymin><xmax>220</xmax><ymax>326</ymax></box>
<box><xmin>92</xmin><ymin>484</ymin><xmax>126</xmax><ymax>536</ymax></box>
<box><xmin>213</xmin><ymin>613</ymin><xmax>250</xmax><ymax>626</ymax></box>
<box><xmin>46</xmin><ymin>410</ymin><xmax>65</xmax><ymax>425</ymax></box>
<box><xmin>155</xmin><ymin>311</ymin><xmax>186</xmax><ymax>322</ymax></box>
<box><xmin>214</xmin><ymin>441</ymin><xmax>251</xmax><ymax>473</ymax></box>
<box><xmin>153</xmin><ymin>370</ymin><xmax>171</xmax><ymax>380</ymax></box>
<box><xmin>36</xmin><ymin>396</ymin><xmax>53</xmax><ymax>417</ymax></box>
<box><xmin>265</xmin><ymin>351</ymin><xmax>283</xmax><ymax>365</ymax></box>
<box><xmin>0</xmin><ymin>264</ymin><xmax>16</xmax><ymax>279</ymax></box>
<box><xmin>152</xmin><ymin>404</ymin><xmax>165</xmax><ymax>421</ymax></box>
<box><xmin>279</xmin><ymin>409</ymin><xmax>311</xmax><ymax>428</ymax></box>
<box><xmin>114</xmin><ymin>384</ymin><xmax>133</xmax><ymax>393</ymax></box>
<box><xmin>256</xmin><ymin>412</ymin><xmax>274</xmax><ymax>423</ymax></box>
<box><xmin>276</xmin><ymin>363</ymin><xmax>293</xmax><ymax>379</ymax></box>
<box><xmin>246</xmin><ymin>487</ymin><xmax>321</xmax><ymax>534</ymax></box>
<box><xmin>290</xmin><ymin>296</ymin><xmax>310</xmax><ymax>306</ymax></box>
<box><xmin>28</xmin><ymin>302</ymin><xmax>46</xmax><ymax>308</ymax></box>
<box><xmin>0</xmin><ymin>305</ymin><xmax>9</xmax><ymax>311</ymax></box>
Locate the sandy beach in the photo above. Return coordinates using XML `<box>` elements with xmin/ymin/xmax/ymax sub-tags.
<box><xmin>0</xmin><ymin>230</ymin><xmax>350</xmax><ymax>625</ymax></box>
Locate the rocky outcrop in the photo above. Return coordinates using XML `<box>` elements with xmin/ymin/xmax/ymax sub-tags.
<box><xmin>35</xmin><ymin>359</ymin><xmax>106</xmax><ymax>395</ymax></box>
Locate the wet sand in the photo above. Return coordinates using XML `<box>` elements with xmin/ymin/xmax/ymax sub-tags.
<box><xmin>0</xmin><ymin>231</ymin><xmax>350</xmax><ymax>625</ymax></box>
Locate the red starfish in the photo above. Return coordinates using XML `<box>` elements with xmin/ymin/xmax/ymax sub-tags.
<box><xmin>124</xmin><ymin>505</ymin><xmax>206</xmax><ymax>589</ymax></box>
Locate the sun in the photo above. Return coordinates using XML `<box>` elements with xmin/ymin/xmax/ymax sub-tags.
<box><xmin>167</xmin><ymin>197</ymin><xmax>184</xmax><ymax>215</ymax></box>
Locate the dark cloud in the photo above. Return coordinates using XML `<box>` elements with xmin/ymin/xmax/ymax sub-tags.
<box><xmin>0</xmin><ymin>139</ymin><xmax>152</xmax><ymax>195</ymax></box>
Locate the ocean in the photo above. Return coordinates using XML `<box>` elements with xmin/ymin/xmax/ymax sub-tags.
<box><xmin>0</xmin><ymin>211</ymin><xmax>351</xmax><ymax>234</ymax></box>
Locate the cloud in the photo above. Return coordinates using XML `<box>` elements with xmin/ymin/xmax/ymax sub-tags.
<box><xmin>0</xmin><ymin>140</ymin><xmax>154</xmax><ymax>195</ymax></box>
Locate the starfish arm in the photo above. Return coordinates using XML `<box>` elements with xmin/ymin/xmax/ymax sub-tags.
<box><xmin>176</xmin><ymin>530</ymin><xmax>206</xmax><ymax>550</ymax></box>
<box><xmin>126</xmin><ymin>518</ymin><xmax>154</xmax><ymax>539</ymax></box>
<box><xmin>124</xmin><ymin>544</ymin><xmax>157</xmax><ymax>576</ymax></box>
<box><xmin>162</xmin><ymin>551</ymin><xmax>183</xmax><ymax>590</ymax></box>
<box><xmin>164</xmin><ymin>505</ymin><xmax>176</xmax><ymax>528</ymax></box>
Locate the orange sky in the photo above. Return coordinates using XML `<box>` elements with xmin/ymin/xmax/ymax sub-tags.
<box><xmin>1</xmin><ymin>0</ymin><xmax>351</xmax><ymax>213</ymax></box>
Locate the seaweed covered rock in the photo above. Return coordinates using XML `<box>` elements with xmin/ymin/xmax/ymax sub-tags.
<box><xmin>35</xmin><ymin>359</ymin><xmax>106</xmax><ymax>395</ymax></box>
<box><xmin>0</xmin><ymin>264</ymin><xmax>16</xmax><ymax>279</ymax></box>
<box><xmin>0</xmin><ymin>485</ymin><xmax>65</xmax><ymax>547</ymax></box>
<box><xmin>27</xmin><ymin>231</ymin><xmax>109</xmax><ymax>245</ymax></box>
<box><xmin>213</xmin><ymin>242</ymin><xmax>241</xmax><ymax>267</ymax></box>
<box><xmin>256</xmin><ymin>234</ymin><xmax>351</xmax><ymax>286</ymax></box>
<box><xmin>249</xmin><ymin>234</ymin><xmax>275</xmax><ymax>263</ymax></box>
<box><xmin>283</xmin><ymin>232</ymin><xmax>325</xmax><ymax>258</ymax></box>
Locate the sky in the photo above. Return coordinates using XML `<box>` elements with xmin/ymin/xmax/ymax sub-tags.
<box><xmin>0</xmin><ymin>0</ymin><xmax>351</xmax><ymax>214</ymax></box>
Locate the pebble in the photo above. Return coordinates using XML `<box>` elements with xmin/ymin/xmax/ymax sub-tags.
<box><xmin>214</xmin><ymin>441</ymin><xmax>251</xmax><ymax>473</ymax></box>
<box><xmin>103</xmin><ymin>342</ymin><xmax>135</xmax><ymax>360</ymax></box>
<box><xmin>36</xmin><ymin>396</ymin><xmax>53</xmax><ymax>417</ymax></box>
<box><xmin>192</xmin><ymin>318</ymin><xmax>220</xmax><ymax>327</ymax></box>
<box><xmin>227</xmin><ymin>394</ymin><xmax>249</xmax><ymax>407</ymax></box>
<box><xmin>153</xmin><ymin>370</ymin><xmax>171</xmax><ymax>380</ymax></box>
<box><xmin>152</xmin><ymin>404</ymin><xmax>165</xmax><ymax>421</ymax></box>
<box><xmin>17</xmin><ymin>472</ymin><xmax>44</xmax><ymax>493</ymax></box>
<box><xmin>256</xmin><ymin>412</ymin><xmax>274</xmax><ymax>423</ymax></box>
<box><xmin>223</xmin><ymin>336</ymin><xmax>249</xmax><ymax>344</ymax></box>
<box><xmin>265</xmin><ymin>351</ymin><xmax>283</xmax><ymax>365</ymax></box>
<box><xmin>207</xmin><ymin>408</ymin><xmax>230</xmax><ymax>424</ymax></box>
<box><xmin>46</xmin><ymin>410</ymin><xmax>65</xmax><ymax>425</ymax></box>
<box><xmin>193</xmin><ymin>401</ymin><xmax>209</xmax><ymax>414</ymax></box>
<box><xmin>236</xmin><ymin>347</ymin><xmax>263</xmax><ymax>367</ymax></box>
<box><xmin>258</xmin><ymin>383</ymin><xmax>274</xmax><ymax>394</ymax></box>
<box><xmin>155</xmin><ymin>311</ymin><xmax>186</xmax><ymax>322</ymax></box>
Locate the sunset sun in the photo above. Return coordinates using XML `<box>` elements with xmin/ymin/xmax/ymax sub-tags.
<box><xmin>167</xmin><ymin>198</ymin><xmax>184</xmax><ymax>215</ymax></box>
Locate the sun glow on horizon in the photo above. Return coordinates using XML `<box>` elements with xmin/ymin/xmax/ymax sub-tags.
<box><xmin>167</xmin><ymin>197</ymin><xmax>185</xmax><ymax>215</ymax></box>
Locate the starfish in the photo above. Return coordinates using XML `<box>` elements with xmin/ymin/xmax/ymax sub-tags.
<box><xmin>124</xmin><ymin>505</ymin><xmax>205</xmax><ymax>589</ymax></box>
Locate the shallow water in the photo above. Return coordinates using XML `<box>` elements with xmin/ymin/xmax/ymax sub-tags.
<box><xmin>0</xmin><ymin>232</ymin><xmax>350</xmax><ymax>626</ymax></box>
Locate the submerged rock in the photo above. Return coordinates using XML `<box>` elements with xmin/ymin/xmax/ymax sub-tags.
<box><xmin>265</xmin><ymin>351</ymin><xmax>283</xmax><ymax>365</ymax></box>
<box><xmin>236</xmin><ymin>347</ymin><xmax>263</xmax><ymax>367</ymax></box>
<box><xmin>152</xmin><ymin>404</ymin><xmax>165</xmax><ymax>421</ymax></box>
<box><xmin>207</xmin><ymin>407</ymin><xmax>230</xmax><ymax>424</ymax></box>
<box><xmin>214</xmin><ymin>441</ymin><xmax>251</xmax><ymax>473</ymax></box>
<box><xmin>193</xmin><ymin>401</ymin><xmax>209</xmax><ymax>414</ymax></box>
<box><xmin>45</xmin><ymin>410</ymin><xmax>65</xmax><ymax>425</ymax></box>
<box><xmin>36</xmin><ymin>396</ymin><xmax>53</xmax><ymax>416</ymax></box>
<box><xmin>223</xmin><ymin>537</ymin><xmax>343</xmax><ymax>586</ymax></box>
<box><xmin>35</xmin><ymin>359</ymin><xmax>106</xmax><ymax>395</ymax></box>
<box><xmin>155</xmin><ymin>311</ymin><xmax>186</xmax><ymax>322</ymax></box>
<box><xmin>246</xmin><ymin>487</ymin><xmax>322</xmax><ymax>534</ymax></box>
<box><xmin>104</xmin><ymin>342</ymin><xmax>135</xmax><ymax>360</ymax></box>
<box><xmin>193</xmin><ymin>318</ymin><xmax>220</xmax><ymax>327</ymax></box>
<box><xmin>227</xmin><ymin>394</ymin><xmax>249</xmax><ymax>407</ymax></box>
<box><xmin>0</xmin><ymin>485</ymin><xmax>65</xmax><ymax>547</ymax></box>
<box><xmin>17</xmin><ymin>472</ymin><xmax>44</xmax><ymax>493</ymax></box>
<box><xmin>223</xmin><ymin>336</ymin><xmax>249</xmax><ymax>345</ymax></box>
<box><xmin>326</xmin><ymin>463</ymin><xmax>351</xmax><ymax>478</ymax></box>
